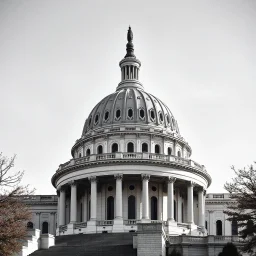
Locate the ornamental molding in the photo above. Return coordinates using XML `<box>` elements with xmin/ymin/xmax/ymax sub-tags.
<box><xmin>114</xmin><ymin>173</ymin><xmax>123</xmax><ymax>180</ymax></box>
<box><xmin>52</xmin><ymin>158</ymin><xmax>211</xmax><ymax>188</ymax></box>
<box><xmin>88</xmin><ymin>176</ymin><xmax>97</xmax><ymax>183</ymax></box>
<box><xmin>141</xmin><ymin>174</ymin><xmax>150</xmax><ymax>181</ymax></box>
<box><xmin>168</xmin><ymin>176</ymin><xmax>176</xmax><ymax>183</ymax></box>
<box><xmin>68</xmin><ymin>180</ymin><xmax>77</xmax><ymax>186</ymax></box>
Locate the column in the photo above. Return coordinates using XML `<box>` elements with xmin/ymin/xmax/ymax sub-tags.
<box><xmin>187</xmin><ymin>181</ymin><xmax>195</xmax><ymax>224</ymax></box>
<box><xmin>89</xmin><ymin>176</ymin><xmax>97</xmax><ymax>220</ymax></box>
<box><xmin>69</xmin><ymin>180</ymin><xmax>77</xmax><ymax>223</ymax></box>
<box><xmin>59</xmin><ymin>188</ymin><xmax>66</xmax><ymax>226</ymax></box>
<box><xmin>157</xmin><ymin>183</ymin><xmax>163</xmax><ymax>221</ymax></box>
<box><xmin>115</xmin><ymin>174</ymin><xmax>123</xmax><ymax>219</ymax></box>
<box><xmin>50</xmin><ymin>212</ymin><xmax>56</xmax><ymax>235</ymax></box>
<box><xmin>83</xmin><ymin>189</ymin><xmax>88</xmax><ymax>222</ymax></box>
<box><xmin>35</xmin><ymin>212</ymin><xmax>40</xmax><ymax>229</ymax></box>
<box><xmin>198</xmin><ymin>187</ymin><xmax>205</xmax><ymax>227</ymax></box>
<box><xmin>167</xmin><ymin>177</ymin><xmax>176</xmax><ymax>221</ymax></box>
<box><xmin>141</xmin><ymin>174</ymin><xmax>150</xmax><ymax>220</ymax></box>
<box><xmin>128</xmin><ymin>65</ymin><xmax>130</xmax><ymax>79</ymax></box>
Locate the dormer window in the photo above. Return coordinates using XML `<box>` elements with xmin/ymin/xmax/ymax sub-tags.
<box><xmin>94</xmin><ymin>113</ymin><xmax>99</xmax><ymax>125</ymax></box>
<box><xmin>166</xmin><ymin>115</ymin><xmax>170</xmax><ymax>126</ymax></box>
<box><xmin>159</xmin><ymin>112</ymin><xmax>164</xmax><ymax>123</ymax></box>
<box><xmin>104</xmin><ymin>111</ymin><xmax>109</xmax><ymax>122</ymax></box>
<box><xmin>139</xmin><ymin>108</ymin><xmax>145</xmax><ymax>120</ymax></box>
<box><xmin>150</xmin><ymin>109</ymin><xmax>156</xmax><ymax>122</ymax></box>
<box><xmin>115</xmin><ymin>109</ymin><xmax>121</xmax><ymax>120</ymax></box>
<box><xmin>127</xmin><ymin>108</ymin><xmax>133</xmax><ymax>120</ymax></box>
<box><xmin>88</xmin><ymin>116</ymin><xmax>92</xmax><ymax>127</ymax></box>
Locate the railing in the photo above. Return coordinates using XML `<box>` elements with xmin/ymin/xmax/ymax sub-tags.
<box><xmin>74</xmin><ymin>222</ymin><xmax>87</xmax><ymax>229</ymax></box>
<box><xmin>124</xmin><ymin>219</ymin><xmax>137</xmax><ymax>225</ymax></box>
<box><xmin>97</xmin><ymin>220</ymin><xmax>113</xmax><ymax>226</ymax></box>
<box><xmin>59</xmin><ymin>225</ymin><xmax>67</xmax><ymax>232</ymax></box>
<box><xmin>58</xmin><ymin>152</ymin><xmax>207</xmax><ymax>174</ymax></box>
<box><xmin>151</xmin><ymin>220</ymin><xmax>167</xmax><ymax>225</ymax></box>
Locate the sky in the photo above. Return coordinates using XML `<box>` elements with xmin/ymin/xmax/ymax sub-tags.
<box><xmin>0</xmin><ymin>0</ymin><xmax>255</xmax><ymax>194</ymax></box>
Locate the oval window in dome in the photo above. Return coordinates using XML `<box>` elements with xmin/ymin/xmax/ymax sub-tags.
<box><xmin>139</xmin><ymin>108</ymin><xmax>145</xmax><ymax>119</ymax></box>
<box><xmin>94</xmin><ymin>114</ymin><xmax>99</xmax><ymax>125</ymax></box>
<box><xmin>150</xmin><ymin>109</ymin><xmax>155</xmax><ymax>122</ymax></box>
<box><xmin>104</xmin><ymin>111</ymin><xmax>109</xmax><ymax>121</ymax></box>
<box><xmin>115</xmin><ymin>109</ymin><xmax>121</xmax><ymax>120</ymax></box>
<box><xmin>127</xmin><ymin>108</ymin><xmax>133</xmax><ymax>119</ymax></box>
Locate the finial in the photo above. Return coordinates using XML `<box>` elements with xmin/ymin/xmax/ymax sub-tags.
<box><xmin>125</xmin><ymin>26</ymin><xmax>136</xmax><ymax>58</ymax></box>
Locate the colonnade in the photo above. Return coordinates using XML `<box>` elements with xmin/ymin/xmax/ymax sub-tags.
<box><xmin>58</xmin><ymin>175</ymin><xmax>206</xmax><ymax>228</ymax></box>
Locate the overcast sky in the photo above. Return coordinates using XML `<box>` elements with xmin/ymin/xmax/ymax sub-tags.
<box><xmin>0</xmin><ymin>0</ymin><xmax>255</xmax><ymax>194</ymax></box>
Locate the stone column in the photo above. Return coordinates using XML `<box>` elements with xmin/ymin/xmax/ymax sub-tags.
<box><xmin>167</xmin><ymin>176</ymin><xmax>176</xmax><ymax>221</ymax></box>
<box><xmin>198</xmin><ymin>187</ymin><xmax>205</xmax><ymax>228</ymax></box>
<box><xmin>141</xmin><ymin>174</ymin><xmax>150</xmax><ymax>221</ymax></box>
<box><xmin>187</xmin><ymin>181</ymin><xmax>195</xmax><ymax>224</ymax></box>
<box><xmin>83</xmin><ymin>189</ymin><xmax>88</xmax><ymax>222</ymax></box>
<box><xmin>157</xmin><ymin>183</ymin><xmax>163</xmax><ymax>221</ymax></box>
<box><xmin>35</xmin><ymin>212</ymin><xmax>40</xmax><ymax>229</ymax></box>
<box><xmin>50</xmin><ymin>212</ymin><xmax>56</xmax><ymax>235</ymax></box>
<box><xmin>69</xmin><ymin>180</ymin><xmax>77</xmax><ymax>223</ymax></box>
<box><xmin>115</xmin><ymin>174</ymin><xmax>123</xmax><ymax>219</ymax></box>
<box><xmin>89</xmin><ymin>176</ymin><xmax>97</xmax><ymax>220</ymax></box>
<box><xmin>59</xmin><ymin>188</ymin><xmax>66</xmax><ymax>226</ymax></box>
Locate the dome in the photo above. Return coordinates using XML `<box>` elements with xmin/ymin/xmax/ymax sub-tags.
<box><xmin>82</xmin><ymin>87</ymin><xmax>180</xmax><ymax>136</ymax></box>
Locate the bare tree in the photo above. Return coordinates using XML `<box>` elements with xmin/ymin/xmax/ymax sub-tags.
<box><xmin>224</xmin><ymin>164</ymin><xmax>256</xmax><ymax>256</ymax></box>
<box><xmin>0</xmin><ymin>153</ymin><xmax>32</xmax><ymax>256</ymax></box>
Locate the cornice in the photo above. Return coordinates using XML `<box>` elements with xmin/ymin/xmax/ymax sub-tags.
<box><xmin>51</xmin><ymin>158</ymin><xmax>211</xmax><ymax>188</ymax></box>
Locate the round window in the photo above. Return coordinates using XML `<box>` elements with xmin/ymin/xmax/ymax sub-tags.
<box><xmin>108</xmin><ymin>186</ymin><xmax>113</xmax><ymax>192</ymax></box>
<box><xmin>152</xmin><ymin>186</ymin><xmax>157</xmax><ymax>192</ymax></box>
<box><xmin>129</xmin><ymin>185</ymin><xmax>135</xmax><ymax>191</ymax></box>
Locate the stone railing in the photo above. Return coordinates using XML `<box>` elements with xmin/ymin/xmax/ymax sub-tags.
<box><xmin>58</xmin><ymin>152</ymin><xmax>206</xmax><ymax>173</ymax></box>
<box><xmin>97</xmin><ymin>220</ymin><xmax>113</xmax><ymax>226</ymax></box>
<box><xmin>59</xmin><ymin>225</ymin><xmax>67</xmax><ymax>232</ymax></box>
<box><xmin>124</xmin><ymin>219</ymin><xmax>137</xmax><ymax>225</ymax></box>
<box><xmin>151</xmin><ymin>220</ymin><xmax>167</xmax><ymax>225</ymax></box>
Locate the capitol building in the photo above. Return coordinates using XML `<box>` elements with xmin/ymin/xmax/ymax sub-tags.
<box><xmin>22</xmin><ymin>28</ymin><xmax>241</xmax><ymax>256</ymax></box>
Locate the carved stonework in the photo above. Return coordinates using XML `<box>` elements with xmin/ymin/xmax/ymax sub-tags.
<box><xmin>141</xmin><ymin>174</ymin><xmax>150</xmax><ymax>181</ymax></box>
<box><xmin>188</xmin><ymin>181</ymin><xmax>196</xmax><ymax>187</ymax></box>
<box><xmin>114</xmin><ymin>174</ymin><xmax>123</xmax><ymax>180</ymax></box>
<box><xmin>68</xmin><ymin>180</ymin><xmax>77</xmax><ymax>187</ymax></box>
<box><xmin>88</xmin><ymin>176</ymin><xmax>97</xmax><ymax>183</ymax></box>
<box><xmin>168</xmin><ymin>176</ymin><xmax>176</xmax><ymax>183</ymax></box>
<box><xmin>35</xmin><ymin>212</ymin><xmax>41</xmax><ymax>215</ymax></box>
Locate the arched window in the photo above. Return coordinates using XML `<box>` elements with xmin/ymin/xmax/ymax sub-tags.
<box><xmin>142</xmin><ymin>143</ymin><xmax>148</xmax><ymax>153</ymax></box>
<box><xmin>232</xmin><ymin>220</ymin><xmax>238</xmax><ymax>235</ymax></box>
<box><xmin>86</xmin><ymin>148</ymin><xmax>91</xmax><ymax>156</ymax></box>
<box><xmin>167</xmin><ymin>147</ymin><xmax>172</xmax><ymax>155</ymax></box>
<box><xmin>97</xmin><ymin>145</ymin><xmax>103</xmax><ymax>154</ymax></box>
<box><xmin>174</xmin><ymin>200</ymin><xmax>176</xmax><ymax>221</ymax></box>
<box><xmin>205</xmin><ymin>221</ymin><xmax>208</xmax><ymax>230</ymax></box>
<box><xmin>177</xmin><ymin>151</ymin><xmax>181</xmax><ymax>157</ymax></box>
<box><xmin>79</xmin><ymin>153</ymin><xmax>82</xmax><ymax>158</ymax></box>
<box><xmin>216</xmin><ymin>220</ymin><xmax>222</xmax><ymax>235</ymax></box>
<box><xmin>88</xmin><ymin>200</ymin><xmax>91</xmax><ymax>220</ymax></box>
<box><xmin>247</xmin><ymin>220</ymin><xmax>254</xmax><ymax>236</ymax></box>
<box><xmin>107</xmin><ymin>196</ymin><xmax>114</xmax><ymax>220</ymax></box>
<box><xmin>181</xmin><ymin>203</ymin><xmax>184</xmax><ymax>223</ymax></box>
<box><xmin>27</xmin><ymin>222</ymin><xmax>33</xmax><ymax>229</ymax></box>
<box><xmin>155</xmin><ymin>144</ymin><xmax>160</xmax><ymax>154</ymax></box>
<box><xmin>128</xmin><ymin>195</ymin><xmax>136</xmax><ymax>219</ymax></box>
<box><xmin>127</xmin><ymin>142</ymin><xmax>134</xmax><ymax>153</ymax></box>
<box><xmin>151</xmin><ymin>196</ymin><xmax>158</xmax><ymax>220</ymax></box>
<box><xmin>42</xmin><ymin>222</ymin><xmax>48</xmax><ymax>234</ymax></box>
<box><xmin>112</xmin><ymin>143</ymin><xmax>118</xmax><ymax>153</ymax></box>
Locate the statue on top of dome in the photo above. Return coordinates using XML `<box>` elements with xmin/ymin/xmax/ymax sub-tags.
<box><xmin>125</xmin><ymin>26</ymin><xmax>136</xmax><ymax>58</ymax></box>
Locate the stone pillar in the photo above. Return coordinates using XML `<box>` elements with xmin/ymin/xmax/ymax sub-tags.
<box><xmin>69</xmin><ymin>180</ymin><xmax>77</xmax><ymax>223</ymax></box>
<box><xmin>187</xmin><ymin>181</ymin><xmax>195</xmax><ymax>224</ymax></box>
<box><xmin>157</xmin><ymin>183</ymin><xmax>163</xmax><ymax>221</ymax></box>
<box><xmin>35</xmin><ymin>212</ymin><xmax>40</xmax><ymax>229</ymax></box>
<box><xmin>59</xmin><ymin>188</ymin><xmax>66</xmax><ymax>226</ymax></box>
<box><xmin>141</xmin><ymin>174</ymin><xmax>150</xmax><ymax>221</ymax></box>
<box><xmin>89</xmin><ymin>176</ymin><xmax>97</xmax><ymax>220</ymax></box>
<box><xmin>115</xmin><ymin>174</ymin><xmax>123</xmax><ymax>219</ymax></box>
<box><xmin>167</xmin><ymin>177</ymin><xmax>176</xmax><ymax>221</ymax></box>
<box><xmin>198</xmin><ymin>187</ymin><xmax>205</xmax><ymax>228</ymax></box>
<box><xmin>50</xmin><ymin>212</ymin><xmax>56</xmax><ymax>235</ymax></box>
<box><xmin>83</xmin><ymin>189</ymin><xmax>88</xmax><ymax>222</ymax></box>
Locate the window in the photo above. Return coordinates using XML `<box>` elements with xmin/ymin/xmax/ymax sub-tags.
<box><xmin>112</xmin><ymin>143</ymin><xmax>118</xmax><ymax>153</ymax></box>
<box><xmin>104</xmin><ymin>111</ymin><xmax>109</xmax><ymax>121</ymax></box>
<box><xmin>216</xmin><ymin>220</ymin><xmax>222</xmax><ymax>235</ymax></box>
<box><xmin>108</xmin><ymin>186</ymin><xmax>113</xmax><ymax>192</ymax></box>
<box><xmin>42</xmin><ymin>222</ymin><xmax>48</xmax><ymax>234</ymax></box>
<box><xmin>247</xmin><ymin>220</ymin><xmax>254</xmax><ymax>236</ymax></box>
<box><xmin>129</xmin><ymin>185</ymin><xmax>135</xmax><ymax>191</ymax></box>
<box><xmin>142</xmin><ymin>143</ymin><xmax>148</xmax><ymax>153</ymax></box>
<box><xmin>115</xmin><ymin>109</ymin><xmax>121</xmax><ymax>120</ymax></box>
<box><xmin>174</xmin><ymin>200</ymin><xmax>176</xmax><ymax>221</ymax></box>
<box><xmin>177</xmin><ymin>151</ymin><xmax>181</xmax><ymax>157</ymax></box>
<box><xmin>166</xmin><ymin>115</ymin><xmax>170</xmax><ymax>125</ymax></box>
<box><xmin>139</xmin><ymin>109</ymin><xmax>145</xmax><ymax>119</ymax></box>
<box><xmin>159</xmin><ymin>112</ymin><xmax>164</xmax><ymax>123</ymax></box>
<box><xmin>150</xmin><ymin>109</ymin><xmax>155</xmax><ymax>122</ymax></box>
<box><xmin>205</xmin><ymin>221</ymin><xmax>208</xmax><ymax>230</ymax></box>
<box><xmin>127</xmin><ymin>142</ymin><xmax>134</xmax><ymax>153</ymax></box>
<box><xmin>27</xmin><ymin>222</ymin><xmax>33</xmax><ymax>229</ymax></box>
<box><xmin>79</xmin><ymin>153</ymin><xmax>82</xmax><ymax>158</ymax></box>
<box><xmin>152</xmin><ymin>186</ymin><xmax>157</xmax><ymax>192</ymax></box>
<box><xmin>151</xmin><ymin>197</ymin><xmax>158</xmax><ymax>220</ymax></box>
<box><xmin>181</xmin><ymin>203</ymin><xmax>184</xmax><ymax>223</ymax></box>
<box><xmin>107</xmin><ymin>196</ymin><xmax>114</xmax><ymax>220</ymax></box>
<box><xmin>86</xmin><ymin>148</ymin><xmax>91</xmax><ymax>156</ymax></box>
<box><xmin>167</xmin><ymin>147</ymin><xmax>172</xmax><ymax>155</ymax></box>
<box><xmin>155</xmin><ymin>144</ymin><xmax>160</xmax><ymax>154</ymax></box>
<box><xmin>97</xmin><ymin>145</ymin><xmax>103</xmax><ymax>154</ymax></box>
<box><xmin>232</xmin><ymin>220</ymin><xmax>238</xmax><ymax>235</ymax></box>
<box><xmin>94</xmin><ymin>114</ymin><xmax>99</xmax><ymax>125</ymax></box>
<box><xmin>127</xmin><ymin>108</ymin><xmax>133</xmax><ymax>119</ymax></box>
<box><xmin>88</xmin><ymin>116</ymin><xmax>92</xmax><ymax>126</ymax></box>
<box><xmin>128</xmin><ymin>195</ymin><xmax>136</xmax><ymax>219</ymax></box>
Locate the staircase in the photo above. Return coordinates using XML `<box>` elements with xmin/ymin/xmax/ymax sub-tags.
<box><xmin>29</xmin><ymin>233</ymin><xmax>137</xmax><ymax>256</ymax></box>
